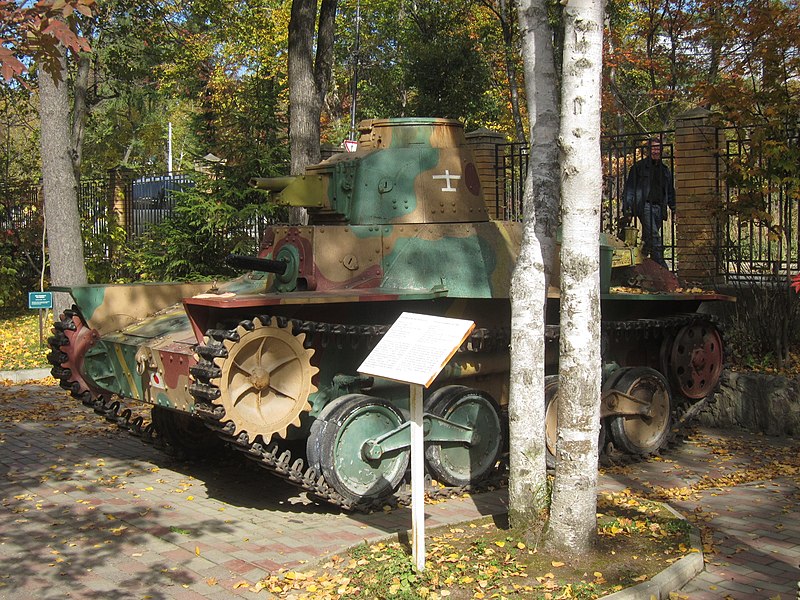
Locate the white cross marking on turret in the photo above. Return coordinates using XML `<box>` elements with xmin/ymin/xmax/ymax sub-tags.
<box><xmin>432</xmin><ymin>170</ymin><xmax>461</xmax><ymax>192</ymax></box>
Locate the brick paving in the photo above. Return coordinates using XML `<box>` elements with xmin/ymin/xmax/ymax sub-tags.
<box><xmin>0</xmin><ymin>381</ymin><xmax>798</xmax><ymax>599</ymax></box>
<box><xmin>601</xmin><ymin>428</ymin><xmax>800</xmax><ymax>599</ymax></box>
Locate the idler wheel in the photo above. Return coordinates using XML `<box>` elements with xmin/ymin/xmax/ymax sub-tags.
<box><xmin>50</xmin><ymin>309</ymin><xmax>103</xmax><ymax>400</ymax></box>
<box><xmin>663</xmin><ymin>322</ymin><xmax>723</xmax><ymax>399</ymax></box>
<box><xmin>608</xmin><ymin>367</ymin><xmax>672</xmax><ymax>456</ymax></box>
<box><xmin>424</xmin><ymin>385</ymin><xmax>503</xmax><ymax>487</ymax></box>
<box><xmin>212</xmin><ymin>316</ymin><xmax>318</xmax><ymax>441</ymax></box>
<box><xmin>314</xmin><ymin>395</ymin><xmax>409</xmax><ymax>506</ymax></box>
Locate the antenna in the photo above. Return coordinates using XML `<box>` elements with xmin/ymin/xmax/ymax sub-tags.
<box><xmin>349</xmin><ymin>0</ymin><xmax>361</xmax><ymax>142</ymax></box>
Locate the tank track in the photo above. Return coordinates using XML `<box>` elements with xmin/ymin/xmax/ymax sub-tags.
<box><xmin>47</xmin><ymin>308</ymin><xmax>202</xmax><ymax>461</ymax></box>
<box><xmin>601</xmin><ymin>312</ymin><xmax>724</xmax><ymax>467</ymax></box>
<box><xmin>47</xmin><ymin>309</ymin><xmax>721</xmax><ymax>512</ymax></box>
<box><xmin>188</xmin><ymin>316</ymin><xmax>512</xmax><ymax>512</ymax></box>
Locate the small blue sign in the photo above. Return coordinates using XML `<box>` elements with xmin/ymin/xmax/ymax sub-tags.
<box><xmin>28</xmin><ymin>291</ymin><xmax>53</xmax><ymax>310</ymax></box>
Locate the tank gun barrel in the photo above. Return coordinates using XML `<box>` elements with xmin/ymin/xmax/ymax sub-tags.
<box><xmin>249</xmin><ymin>176</ymin><xmax>296</xmax><ymax>192</ymax></box>
<box><xmin>226</xmin><ymin>254</ymin><xmax>288</xmax><ymax>275</ymax></box>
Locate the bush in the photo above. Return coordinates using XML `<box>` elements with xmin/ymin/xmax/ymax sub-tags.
<box><xmin>119</xmin><ymin>172</ymin><xmax>280</xmax><ymax>281</ymax></box>
<box><xmin>0</xmin><ymin>227</ymin><xmax>44</xmax><ymax>311</ymax></box>
<box><xmin>725</xmin><ymin>276</ymin><xmax>800</xmax><ymax>372</ymax></box>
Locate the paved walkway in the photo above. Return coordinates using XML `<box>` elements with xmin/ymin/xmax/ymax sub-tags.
<box><xmin>0</xmin><ymin>380</ymin><xmax>798</xmax><ymax>599</ymax></box>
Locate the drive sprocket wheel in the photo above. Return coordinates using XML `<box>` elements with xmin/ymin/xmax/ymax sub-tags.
<box><xmin>211</xmin><ymin>316</ymin><xmax>318</xmax><ymax>441</ymax></box>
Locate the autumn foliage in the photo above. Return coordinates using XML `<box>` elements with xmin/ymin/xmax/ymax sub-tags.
<box><xmin>0</xmin><ymin>0</ymin><xmax>95</xmax><ymax>82</ymax></box>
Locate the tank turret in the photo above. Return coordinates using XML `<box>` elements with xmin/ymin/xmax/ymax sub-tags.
<box><xmin>253</xmin><ymin>118</ymin><xmax>488</xmax><ymax>226</ymax></box>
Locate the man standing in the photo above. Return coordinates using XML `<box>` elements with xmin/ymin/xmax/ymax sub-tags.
<box><xmin>622</xmin><ymin>138</ymin><xmax>676</xmax><ymax>269</ymax></box>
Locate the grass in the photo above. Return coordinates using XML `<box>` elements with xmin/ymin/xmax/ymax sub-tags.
<box><xmin>0</xmin><ymin>309</ymin><xmax>54</xmax><ymax>371</ymax></box>
<box><xmin>254</xmin><ymin>492</ymin><xmax>697</xmax><ymax>599</ymax></box>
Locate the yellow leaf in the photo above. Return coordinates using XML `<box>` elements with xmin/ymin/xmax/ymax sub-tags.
<box><xmin>233</xmin><ymin>580</ymin><xmax>249</xmax><ymax>589</ymax></box>
<box><xmin>195</xmin><ymin>546</ymin><xmax>200</xmax><ymax>556</ymax></box>
<box><xmin>517</xmin><ymin>542</ymin><xmax>526</xmax><ymax>549</ymax></box>
<box><xmin>187</xmin><ymin>496</ymin><xmax>194</xmax><ymax>501</ymax></box>
<box><xmin>551</xmin><ymin>561</ymin><xmax>565</xmax><ymax>567</ymax></box>
<box><xmin>494</xmin><ymin>541</ymin><xmax>505</xmax><ymax>547</ymax></box>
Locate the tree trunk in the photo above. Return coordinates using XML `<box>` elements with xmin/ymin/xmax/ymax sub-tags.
<box><xmin>546</xmin><ymin>0</ymin><xmax>604</xmax><ymax>558</ymax></box>
<box><xmin>508</xmin><ymin>0</ymin><xmax>560</xmax><ymax>534</ymax></box>
<box><xmin>288</xmin><ymin>0</ymin><xmax>337</xmax><ymax>176</ymax></box>
<box><xmin>70</xmin><ymin>51</ymin><xmax>91</xmax><ymax>182</ymax></box>
<box><xmin>288</xmin><ymin>0</ymin><xmax>337</xmax><ymax>224</ymax></box>
<box><xmin>39</xmin><ymin>52</ymin><xmax>88</xmax><ymax>317</ymax></box>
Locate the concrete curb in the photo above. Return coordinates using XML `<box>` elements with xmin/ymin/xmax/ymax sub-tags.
<box><xmin>601</xmin><ymin>503</ymin><xmax>704</xmax><ymax>600</ymax></box>
<box><xmin>0</xmin><ymin>367</ymin><xmax>53</xmax><ymax>384</ymax></box>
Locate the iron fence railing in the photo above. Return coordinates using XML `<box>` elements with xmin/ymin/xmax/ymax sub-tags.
<box><xmin>1</xmin><ymin>171</ymin><xmax>275</xmax><ymax>274</ymax></box>
<box><xmin>494</xmin><ymin>142</ymin><xmax>528</xmax><ymax>221</ymax></box>
<box><xmin>718</xmin><ymin>127</ymin><xmax>800</xmax><ymax>280</ymax></box>
<box><xmin>0</xmin><ymin>181</ymin><xmax>42</xmax><ymax>233</ymax></box>
<box><xmin>128</xmin><ymin>172</ymin><xmax>194</xmax><ymax>238</ymax></box>
<box><xmin>495</xmin><ymin>132</ymin><xmax>677</xmax><ymax>270</ymax></box>
<box><xmin>6</xmin><ymin>125</ymin><xmax>798</xmax><ymax>283</ymax></box>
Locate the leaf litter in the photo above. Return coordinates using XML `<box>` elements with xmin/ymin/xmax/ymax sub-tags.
<box><xmin>2</xmin><ymin>318</ymin><xmax>799</xmax><ymax>598</ymax></box>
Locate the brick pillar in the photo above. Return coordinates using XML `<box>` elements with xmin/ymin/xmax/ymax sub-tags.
<box><xmin>466</xmin><ymin>128</ymin><xmax>505</xmax><ymax>219</ymax></box>
<box><xmin>673</xmin><ymin>107</ymin><xmax>723</xmax><ymax>284</ymax></box>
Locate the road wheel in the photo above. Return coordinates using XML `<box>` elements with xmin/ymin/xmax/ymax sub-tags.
<box><xmin>608</xmin><ymin>367</ymin><xmax>673</xmax><ymax>455</ymax></box>
<box><xmin>424</xmin><ymin>386</ymin><xmax>503</xmax><ymax>487</ymax></box>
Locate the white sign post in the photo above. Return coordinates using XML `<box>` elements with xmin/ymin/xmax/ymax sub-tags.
<box><xmin>358</xmin><ymin>312</ymin><xmax>475</xmax><ymax>572</ymax></box>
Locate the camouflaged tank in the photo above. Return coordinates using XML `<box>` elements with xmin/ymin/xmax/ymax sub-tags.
<box><xmin>49</xmin><ymin>117</ymin><xmax>731</xmax><ymax>510</ymax></box>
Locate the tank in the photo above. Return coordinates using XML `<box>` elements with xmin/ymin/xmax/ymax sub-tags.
<box><xmin>48</xmin><ymin>117</ymin><xmax>731</xmax><ymax>510</ymax></box>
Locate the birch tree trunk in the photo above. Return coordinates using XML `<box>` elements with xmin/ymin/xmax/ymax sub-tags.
<box><xmin>39</xmin><ymin>51</ymin><xmax>87</xmax><ymax>317</ymax></box>
<box><xmin>546</xmin><ymin>0</ymin><xmax>605</xmax><ymax>557</ymax></box>
<box><xmin>508</xmin><ymin>0</ymin><xmax>561</xmax><ymax>533</ymax></box>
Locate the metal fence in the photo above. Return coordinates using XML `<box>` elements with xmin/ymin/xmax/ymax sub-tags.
<box><xmin>6</xmin><ymin>127</ymin><xmax>798</xmax><ymax>282</ymax></box>
<box><xmin>128</xmin><ymin>173</ymin><xmax>194</xmax><ymax>238</ymax></box>
<box><xmin>495</xmin><ymin>133</ymin><xmax>677</xmax><ymax>270</ymax></box>
<box><xmin>0</xmin><ymin>181</ymin><xmax>42</xmax><ymax>234</ymax></box>
<box><xmin>718</xmin><ymin>128</ymin><xmax>800</xmax><ymax>279</ymax></box>
<box><xmin>0</xmin><ymin>171</ymin><xmax>273</xmax><ymax>274</ymax></box>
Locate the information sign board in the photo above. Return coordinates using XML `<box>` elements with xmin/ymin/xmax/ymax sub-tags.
<box><xmin>358</xmin><ymin>312</ymin><xmax>475</xmax><ymax>573</ymax></box>
<box><xmin>358</xmin><ymin>312</ymin><xmax>475</xmax><ymax>388</ymax></box>
<box><xmin>28</xmin><ymin>291</ymin><xmax>53</xmax><ymax>310</ymax></box>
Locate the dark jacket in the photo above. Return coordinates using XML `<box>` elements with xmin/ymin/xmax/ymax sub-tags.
<box><xmin>622</xmin><ymin>158</ymin><xmax>675</xmax><ymax>220</ymax></box>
